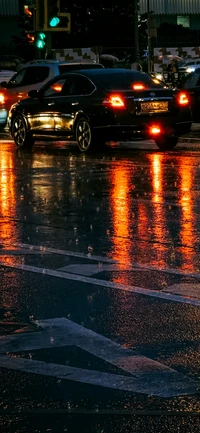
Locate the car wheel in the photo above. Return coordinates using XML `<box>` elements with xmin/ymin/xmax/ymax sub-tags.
<box><xmin>12</xmin><ymin>114</ymin><xmax>34</xmax><ymax>149</ymax></box>
<box><xmin>75</xmin><ymin>117</ymin><xmax>93</xmax><ymax>152</ymax></box>
<box><xmin>155</xmin><ymin>136</ymin><xmax>179</xmax><ymax>150</ymax></box>
<box><xmin>75</xmin><ymin>117</ymin><xmax>106</xmax><ymax>152</ymax></box>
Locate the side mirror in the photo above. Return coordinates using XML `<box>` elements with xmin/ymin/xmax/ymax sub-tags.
<box><xmin>28</xmin><ymin>89</ymin><xmax>40</xmax><ymax>98</ymax></box>
<box><xmin>0</xmin><ymin>81</ymin><xmax>7</xmax><ymax>88</ymax></box>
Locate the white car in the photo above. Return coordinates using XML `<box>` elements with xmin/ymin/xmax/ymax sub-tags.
<box><xmin>0</xmin><ymin>60</ymin><xmax>104</xmax><ymax>127</ymax></box>
<box><xmin>0</xmin><ymin>69</ymin><xmax>15</xmax><ymax>83</ymax></box>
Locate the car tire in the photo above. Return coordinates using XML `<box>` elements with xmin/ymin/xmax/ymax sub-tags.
<box><xmin>75</xmin><ymin>117</ymin><xmax>106</xmax><ymax>152</ymax></box>
<box><xmin>155</xmin><ymin>136</ymin><xmax>179</xmax><ymax>150</ymax></box>
<box><xmin>12</xmin><ymin>114</ymin><xmax>34</xmax><ymax>149</ymax></box>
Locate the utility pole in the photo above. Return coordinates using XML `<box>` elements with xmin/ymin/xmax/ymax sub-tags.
<box><xmin>133</xmin><ymin>0</ymin><xmax>140</xmax><ymax>64</ymax></box>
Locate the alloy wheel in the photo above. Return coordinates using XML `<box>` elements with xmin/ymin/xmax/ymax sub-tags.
<box><xmin>76</xmin><ymin>119</ymin><xmax>92</xmax><ymax>151</ymax></box>
<box><xmin>13</xmin><ymin>116</ymin><xmax>26</xmax><ymax>147</ymax></box>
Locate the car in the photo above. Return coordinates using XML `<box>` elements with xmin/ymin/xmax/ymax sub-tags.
<box><xmin>0</xmin><ymin>69</ymin><xmax>15</xmax><ymax>83</ymax></box>
<box><xmin>0</xmin><ymin>60</ymin><xmax>104</xmax><ymax>127</ymax></box>
<box><xmin>178</xmin><ymin>58</ymin><xmax>200</xmax><ymax>74</ymax></box>
<box><xmin>181</xmin><ymin>67</ymin><xmax>200</xmax><ymax>122</ymax></box>
<box><xmin>8</xmin><ymin>68</ymin><xmax>192</xmax><ymax>152</ymax></box>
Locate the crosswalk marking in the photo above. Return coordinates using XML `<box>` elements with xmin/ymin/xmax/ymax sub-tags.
<box><xmin>0</xmin><ymin>318</ymin><xmax>198</xmax><ymax>397</ymax></box>
<box><xmin>0</xmin><ymin>260</ymin><xmax>200</xmax><ymax>307</ymax></box>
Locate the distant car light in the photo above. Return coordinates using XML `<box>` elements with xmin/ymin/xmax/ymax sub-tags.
<box><xmin>155</xmin><ymin>74</ymin><xmax>163</xmax><ymax>81</ymax></box>
<box><xmin>186</xmin><ymin>67</ymin><xmax>195</xmax><ymax>73</ymax></box>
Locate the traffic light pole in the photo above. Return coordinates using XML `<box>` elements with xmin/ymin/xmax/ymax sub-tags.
<box><xmin>147</xmin><ymin>0</ymin><xmax>152</xmax><ymax>73</ymax></box>
<box><xmin>133</xmin><ymin>0</ymin><xmax>140</xmax><ymax>64</ymax></box>
<box><xmin>46</xmin><ymin>32</ymin><xmax>52</xmax><ymax>58</ymax></box>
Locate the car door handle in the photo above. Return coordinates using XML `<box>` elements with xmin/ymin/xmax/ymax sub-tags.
<box><xmin>48</xmin><ymin>102</ymin><xmax>55</xmax><ymax>106</ymax></box>
<box><xmin>71</xmin><ymin>101</ymin><xmax>79</xmax><ymax>106</ymax></box>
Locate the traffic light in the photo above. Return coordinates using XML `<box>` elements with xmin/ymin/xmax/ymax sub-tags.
<box><xmin>36</xmin><ymin>32</ymin><xmax>46</xmax><ymax>49</ymax></box>
<box><xmin>48</xmin><ymin>0</ymin><xmax>60</xmax><ymax>27</ymax></box>
<box><xmin>24</xmin><ymin>4</ymin><xmax>35</xmax><ymax>32</ymax></box>
<box><xmin>45</xmin><ymin>0</ymin><xmax>71</xmax><ymax>31</ymax></box>
<box><xmin>27</xmin><ymin>33</ymin><xmax>35</xmax><ymax>44</ymax></box>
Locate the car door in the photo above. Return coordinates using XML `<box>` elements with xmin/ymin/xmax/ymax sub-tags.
<box><xmin>53</xmin><ymin>74</ymin><xmax>96</xmax><ymax>134</ymax></box>
<box><xmin>26</xmin><ymin>77</ymin><xmax>67</xmax><ymax>133</ymax></box>
<box><xmin>5</xmin><ymin>66</ymin><xmax>50</xmax><ymax>108</ymax></box>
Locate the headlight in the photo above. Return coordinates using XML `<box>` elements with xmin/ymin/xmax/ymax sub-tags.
<box><xmin>186</xmin><ymin>67</ymin><xmax>195</xmax><ymax>73</ymax></box>
<box><xmin>156</xmin><ymin>73</ymin><xmax>163</xmax><ymax>81</ymax></box>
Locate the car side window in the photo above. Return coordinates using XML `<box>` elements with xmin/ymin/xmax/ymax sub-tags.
<box><xmin>43</xmin><ymin>78</ymin><xmax>66</xmax><ymax>97</ymax></box>
<box><xmin>7</xmin><ymin>68</ymin><xmax>26</xmax><ymax>88</ymax></box>
<box><xmin>61</xmin><ymin>75</ymin><xmax>95</xmax><ymax>96</ymax></box>
<box><xmin>7</xmin><ymin>66</ymin><xmax>49</xmax><ymax>88</ymax></box>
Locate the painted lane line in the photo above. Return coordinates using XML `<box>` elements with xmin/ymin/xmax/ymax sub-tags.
<box><xmin>0</xmin><ymin>260</ymin><xmax>200</xmax><ymax>306</ymax></box>
<box><xmin>0</xmin><ymin>318</ymin><xmax>198</xmax><ymax>397</ymax></box>
<box><xmin>8</xmin><ymin>242</ymin><xmax>117</xmax><ymax>264</ymax></box>
<box><xmin>56</xmin><ymin>264</ymin><xmax>148</xmax><ymax>276</ymax></box>
<box><xmin>5</xmin><ymin>241</ymin><xmax>200</xmax><ymax>279</ymax></box>
<box><xmin>0</xmin><ymin>249</ymin><xmax>50</xmax><ymax>255</ymax></box>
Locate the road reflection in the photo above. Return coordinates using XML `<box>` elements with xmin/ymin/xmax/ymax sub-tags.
<box><xmin>109</xmin><ymin>153</ymin><xmax>197</xmax><ymax>276</ymax></box>
<box><xmin>0</xmin><ymin>148</ymin><xmax>18</xmax><ymax>249</ymax></box>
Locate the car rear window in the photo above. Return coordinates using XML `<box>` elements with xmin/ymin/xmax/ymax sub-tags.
<box><xmin>95</xmin><ymin>71</ymin><xmax>166</xmax><ymax>90</ymax></box>
<box><xmin>58</xmin><ymin>64</ymin><xmax>104</xmax><ymax>74</ymax></box>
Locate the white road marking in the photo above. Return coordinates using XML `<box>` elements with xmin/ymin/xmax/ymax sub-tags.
<box><xmin>0</xmin><ymin>260</ymin><xmax>200</xmax><ymax>306</ymax></box>
<box><xmin>57</xmin><ymin>264</ymin><xmax>148</xmax><ymax>276</ymax></box>
<box><xmin>7</xmin><ymin>242</ymin><xmax>117</xmax><ymax>264</ymax></box>
<box><xmin>165</xmin><ymin>283</ymin><xmax>200</xmax><ymax>298</ymax></box>
<box><xmin>5</xmin><ymin>242</ymin><xmax>200</xmax><ymax>279</ymax></box>
<box><xmin>0</xmin><ymin>249</ymin><xmax>50</xmax><ymax>255</ymax></box>
<box><xmin>0</xmin><ymin>318</ymin><xmax>198</xmax><ymax>397</ymax></box>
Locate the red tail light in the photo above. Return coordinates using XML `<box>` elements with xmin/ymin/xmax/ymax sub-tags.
<box><xmin>102</xmin><ymin>94</ymin><xmax>125</xmax><ymax>108</ymax></box>
<box><xmin>177</xmin><ymin>92</ymin><xmax>189</xmax><ymax>106</ymax></box>
<box><xmin>0</xmin><ymin>93</ymin><xmax>5</xmax><ymax>104</ymax></box>
<box><xmin>132</xmin><ymin>83</ymin><xmax>146</xmax><ymax>90</ymax></box>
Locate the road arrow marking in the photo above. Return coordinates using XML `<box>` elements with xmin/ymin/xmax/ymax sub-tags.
<box><xmin>0</xmin><ymin>318</ymin><xmax>198</xmax><ymax>397</ymax></box>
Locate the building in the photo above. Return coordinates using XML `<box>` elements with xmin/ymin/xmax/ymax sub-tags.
<box><xmin>0</xmin><ymin>0</ymin><xmax>20</xmax><ymax>53</ymax></box>
<box><xmin>139</xmin><ymin>0</ymin><xmax>200</xmax><ymax>30</ymax></box>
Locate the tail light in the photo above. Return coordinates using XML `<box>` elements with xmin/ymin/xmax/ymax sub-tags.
<box><xmin>102</xmin><ymin>94</ymin><xmax>125</xmax><ymax>108</ymax></box>
<box><xmin>0</xmin><ymin>93</ymin><xmax>5</xmax><ymax>104</ymax></box>
<box><xmin>149</xmin><ymin>125</ymin><xmax>162</xmax><ymax>135</ymax></box>
<box><xmin>132</xmin><ymin>83</ymin><xmax>146</xmax><ymax>90</ymax></box>
<box><xmin>177</xmin><ymin>92</ymin><xmax>189</xmax><ymax>106</ymax></box>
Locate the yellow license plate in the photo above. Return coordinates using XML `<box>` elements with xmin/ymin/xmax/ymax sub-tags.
<box><xmin>141</xmin><ymin>101</ymin><xmax>168</xmax><ymax>113</ymax></box>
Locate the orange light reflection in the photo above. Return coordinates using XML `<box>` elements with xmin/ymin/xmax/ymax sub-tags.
<box><xmin>0</xmin><ymin>148</ymin><xmax>18</xmax><ymax>264</ymax></box>
<box><xmin>178</xmin><ymin>159</ymin><xmax>195</xmax><ymax>270</ymax></box>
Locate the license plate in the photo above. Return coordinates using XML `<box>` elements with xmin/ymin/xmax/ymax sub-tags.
<box><xmin>141</xmin><ymin>101</ymin><xmax>168</xmax><ymax>113</ymax></box>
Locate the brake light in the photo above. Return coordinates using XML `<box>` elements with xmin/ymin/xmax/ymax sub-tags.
<box><xmin>102</xmin><ymin>94</ymin><xmax>125</xmax><ymax>108</ymax></box>
<box><xmin>132</xmin><ymin>83</ymin><xmax>146</xmax><ymax>90</ymax></box>
<box><xmin>149</xmin><ymin>125</ymin><xmax>162</xmax><ymax>135</ymax></box>
<box><xmin>0</xmin><ymin>93</ymin><xmax>5</xmax><ymax>104</ymax></box>
<box><xmin>177</xmin><ymin>92</ymin><xmax>189</xmax><ymax>105</ymax></box>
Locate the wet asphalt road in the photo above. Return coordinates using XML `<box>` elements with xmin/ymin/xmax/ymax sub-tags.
<box><xmin>1</xmin><ymin>135</ymin><xmax>200</xmax><ymax>431</ymax></box>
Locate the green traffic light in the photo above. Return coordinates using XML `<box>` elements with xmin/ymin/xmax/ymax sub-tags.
<box><xmin>36</xmin><ymin>40</ymin><xmax>46</xmax><ymax>49</ymax></box>
<box><xmin>49</xmin><ymin>17</ymin><xmax>60</xmax><ymax>27</ymax></box>
<box><xmin>39</xmin><ymin>33</ymin><xmax>46</xmax><ymax>40</ymax></box>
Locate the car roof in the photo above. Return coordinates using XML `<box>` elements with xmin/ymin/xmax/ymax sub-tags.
<box><xmin>59</xmin><ymin>68</ymin><xmax>145</xmax><ymax>78</ymax></box>
<box><xmin>22</xmin><ymin>60</ymin><xmax>102</xmax><ymax>67</ymax></box>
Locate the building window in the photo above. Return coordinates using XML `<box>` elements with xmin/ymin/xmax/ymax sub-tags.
<box><xmin>177</xmin><ymin>16</ymin><xmax>190</xmax><ymax>28</ymax></box>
